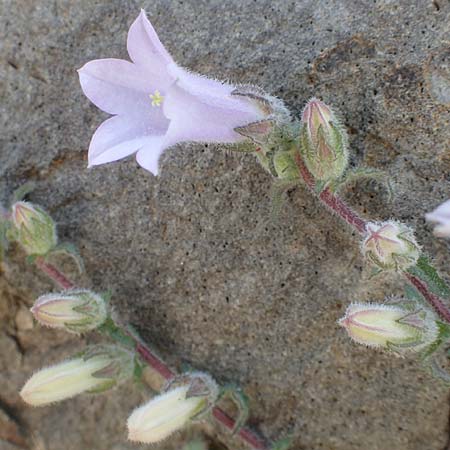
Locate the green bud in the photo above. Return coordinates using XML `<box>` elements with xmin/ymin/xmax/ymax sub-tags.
<box><xmin>11</xmin><ymin>201</ymin><xmax>57</xmax><ymax>255</ymax></box>
<box><xmin>299</xmin><ymin>98</ymin><xmax>349</xmax><ymax>184</ymax></box>
<box><xmin>31</xmin><ymin>289</ymin><xmax>107</xmax><ymax>333</ymax></box>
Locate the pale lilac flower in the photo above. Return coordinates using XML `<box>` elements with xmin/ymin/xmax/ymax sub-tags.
<box><xmin>78</xmin><ymin>10</ymin><xmax>269</xmax><ymax>175</ymax></box>
<box><xmin>426</xmin><ymin>200</ymin><xmax>450</xmax><ymax>238</ymax></box>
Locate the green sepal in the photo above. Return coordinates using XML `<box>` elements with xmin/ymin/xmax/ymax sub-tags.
<box><xmin>219</xmin><ymin>383</ymin><xmax>250</xmax><ymax>435</ymax></box>
<box><xmin>314</xmin><ymin>179</ymin><xmax>327</xmax><ymax>194</ymax></box>
<box><xmin>368</xmin><ymin>267</ymin><xmax>383</xmax><ymax>279</ymax></box>
<box><xmin>329</xmin><ymin>167</ymin><xmax>393</xmax><ymax>200</ymax></box>
<box><xmin>271</xmin><ymin>434</ymin><xmax>294</xmax><ymax>450</ymax></box>
<box><xmin>86</xmin><ymin>379</ymin><xmax>117</xmax><ymax>394</ymax></box>
<box><xmin>407</xmin><ymin>255</ymin><xmax>450</xmax><ymax>300</ymax></box>
<box><xmin>47</xmin><ymin>242</ymin><xmax>84</xmax><ymax>274</ymax></box>
<box><xmin>26</xmin><ymin>254</ymin><xmax>39</xmax><ymax>265</ymax></box>
<box><xmin>11</xmin><ymin>182</ymin><xmax>36</xmax><ymax>203</ymax></box>
<box><xmin>98</xmin><ymin>317</ymin><xmax>136</xmax><ymax>349</ymax></box>
<box><xmin>133</xmin><ymin>358</ymin><xmax>145</xmax><ymax>382</ymax></box>
<box><xmin>0</xmin><ymin>220</ymin><xmax>10</xmax><ymax>261</ymax></box>
<box><xmin>404</xmin><ymin>284</ymin><xmax>425</xmax><ymax>304</ymax></box>
<box><xmin>99</xmin><ymin>291</ymin><xmax>112</xmax><ymax>305</ymax></box>
<box><xmin>269</xmin><ymin>179</ymin><xmax>299</xmax><ymax>220</ymax></box>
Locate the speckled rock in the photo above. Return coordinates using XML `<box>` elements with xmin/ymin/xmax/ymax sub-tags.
<box><xmin>1</xmin><ymin>1</ymin><xmax>450</xmax><ymax>449</ymax></box>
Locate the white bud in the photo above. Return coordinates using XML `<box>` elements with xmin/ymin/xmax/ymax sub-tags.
<box><xmin>361</xmin><ymin>221</ymin><xmax>420</xmax><ymax>271</ymax></box>
<box><xmin>31</xmin><ymin>290</ymin><xmax>107</xmax><ymax>333</ymax></box>
<box><xmin>127</xmin><ymin>372</ymin><xmax>217</xmax><ymax>443</ymax></box>
<box><xmin>339</xmin><ymin>302</ymin><xmax>439</xmax><ymax>354</ymax></box>
<box><xmin>20</xmin><ymin>345</ymin><xmax>133</xmax><ymax>406</ymax></box>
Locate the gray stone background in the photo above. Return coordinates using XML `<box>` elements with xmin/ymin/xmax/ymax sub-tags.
<box><xmin>1</xmin><ymin>0</ymin><xmax>450</xmax><ymax>449</ymax></box>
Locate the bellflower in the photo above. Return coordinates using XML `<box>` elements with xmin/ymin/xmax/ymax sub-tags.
<box><xmin>78</xmin><ymin>10</ymin><xmax>271</xmax><ymax>175</ymax></box>
<box><xmin>426</xmin><ymin>200</ymin><xmax>450</xmax><ymax>238</ymax></box>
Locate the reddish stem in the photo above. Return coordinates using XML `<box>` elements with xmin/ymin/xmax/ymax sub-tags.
<box><xmin>319</xmin><ymin>188</ymin><xmax>367</xmax><ymax>234</ymax></box>
<box><xmin>404</xmin><ymin>273</ymin><xmax>450</xmax><ymax>323</ymax></box>
<box><xmin>33</xmin><ymin>259</ymin><xmax>270</xmax><ymax>450</ymax></box>
<box><xmin>135</xmin><ymin>342</ymin><xmax>176</xmax><ymax>381</ymax></box>
<box><xmin>212</xmin><ymin>407</ymin><xmax>269</xmax><ymax>450</ymax></box>
<box><xmin>35</xmin><ymin>256</ymin><xmax>75</xmax><ymax>290</ymax></box>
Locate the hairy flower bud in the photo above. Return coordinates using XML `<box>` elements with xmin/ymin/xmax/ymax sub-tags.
<box><xmin>20</xmin><ymin>345</ymin><xmax>134</xmax><ymax>406</ymax></box>
<box><xmin>426</xmin><ymin>199</ymin><xmax>450</xmax><ymax>238</ymax></box>
<box><xmin>31</xmin><ymin>290</ymin><xmax>107</xmax><ymax>333</ymax></box>
<box><xmin>127</xmin><ymin>372</ymin><xmax>218</xmax><ymax>443</ymax></box>
<box><xmin>299</xmin><ymin>98</ymin><xmax>349</xmax><ymax>184</ymax></box>
<box><xmin>361</xmin><ymin>221</ymin><xmax>420</xmax><ymax>271</ymax></box>
<box><xmin>11</xmin><ymin>201</ymin><xmax>57</xmax><ymax>255</ymax></box>
<box><xmin>339</xmin><ymin>302</ymin><xmax>439</xmax><ymax>353</ymax></box>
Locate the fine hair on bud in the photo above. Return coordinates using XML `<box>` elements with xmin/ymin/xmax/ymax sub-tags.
<box><xmin>20</xmin><ymin>345</ymin><xmax>134</xmax><ymax>406</ymax></box>
<box><xmin>127</xmin><ymin>372</ymin><xmax>218</xmax><ymax>444</ymax></box>
<box><xmin>299</xmin><ymin>98</ymin><xmax>349</xmax><ymax>184</ymax></box>
<box><xmin>339</xmin><ymin>301</ymin><xmax>439</xmax><ymax>355</ymax></box>
<box><xmin>10</xmin><ymin>201</ymin><xmax>57</xmax><ymax>255</ymax></box>
<box><xmin>31</xmin><ymin>289</ymin><xmax>107</xmax><ymax>333</ymax></box>
<box><xmin>361</xmin><ymin>220</ymin><xmax>420</xmax><ymax>271</ymax></box>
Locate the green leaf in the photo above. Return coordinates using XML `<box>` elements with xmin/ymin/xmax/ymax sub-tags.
<box><xmin>403</xmin><ymin>284</ymin><xmax>425</xmax><ymax>303</ymax></box>
<box><xmin>47</xmin><ymin>242</ymin><xmax>85</xmax><ymax>274</ymax></box>
<box><xmin>271</xmin><ymin>435</ymin><xmax>294</xmax><ymax>450</ymax></box>
<box><xmin>219</xmin><ymin>383</ymin><xmax>250</xmax><ymax>435</ymax></box>
<box><xmin>330</xmin><ymin>167</ymin><xmax>393</xmax><ymax>200</ymax></box>
<box><xmin>98</xmin><ymin>318</ymin><xmax>136</xmax><ymax>349</ymax></box>
<box><xmin>407</xmin><ymin>255</ymin><xmax>450</xmax><ymax>300</ymax></box>
<box><xmin>11</xmin><ymin>182</ymin><xmax>36</xmax><ymax>203</ymax></box>
<box><xmin>269</xmin><ymin>179</ymin><xmax>299</xmax><ymax>220</ymax></box>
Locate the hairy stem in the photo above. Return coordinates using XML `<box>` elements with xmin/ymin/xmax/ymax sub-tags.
<box><xmin>404</xmin><ymin>273</ymin><xmax>450</xmax><ymax>324</ymax></box>
<box><xmin>33</xmin><ymin>259</ymin><xmax>270</xmax><ymax>450</ymax></box>
<box><xmin>35</xmin><ymin>256</ymin><xmax>75</xmax><ymax>290</ymax></box>
<box><xmin>294</xmin><ymin>153</ymin><xmax>450</xmax><ymax>322</ymax></box>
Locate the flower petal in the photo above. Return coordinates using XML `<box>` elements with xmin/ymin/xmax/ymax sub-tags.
<box><xmin>127</xmin><ymin>10</ymin><xmax>174</xmax><ymax>75</ymax></box>
<box><xmin>135</xmin><ymin>138</ymin><xmax>166</xmax><ymax>175</ymax></box>
<box><xmin>78</xmin><ymin>58</ymin><xmax>160</xmax><ymax>116</ymax></box>
<box><xmin>162</xmin><ymin>74</ymin><xmax>265</xmax><ymax>147</ymax></box>
<box><xmin>88</xmin><ymin>115</ymin><xmax>163</xmax><ymax>167</ymax></box>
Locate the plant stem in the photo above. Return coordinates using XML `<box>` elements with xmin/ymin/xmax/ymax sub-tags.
<box><xmin>294</xmin><ymin>153</ymin><xmax>450</xmax><ymax>322</ymax></box>
<box><xmin>33</xmin><ymin>259</ymin><xmax>271</xmax><ymax>450</ymax></box>
<box><xmin>35</xmin><ymin>256</ymin><xmax>75</xmax><ymax>290</ymax></box>
<box><xmin>404</xmin><ymin>273</ymin><xmax>450</xmax><ymax>324</ymax></box>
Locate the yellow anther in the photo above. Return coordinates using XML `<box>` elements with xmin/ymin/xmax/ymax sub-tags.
<box><xmin>149</xmin><ymin>90</ymin><xmax>163</xmax><ymax>107</ymax></box>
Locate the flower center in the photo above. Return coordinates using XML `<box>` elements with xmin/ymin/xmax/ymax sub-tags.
<box><xmin>149</xmin><ymin>90</ymin><xmax>163</xmax><ymax>107</ymax></box>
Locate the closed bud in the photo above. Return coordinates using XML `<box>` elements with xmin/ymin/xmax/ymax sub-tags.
<box><xmin>20</xmin><ymin>345</ymin><xmax>134</xmax><ymax>406</ymax></box>
<box><xmin>361</xmin><ymin>221</ymin><xmax>420</xmax><ymax>271</ymax></box>
<box><xmin>339</xmin><ymin>302</ymin><xmax>439</xmax><ymax>354</ymax></box>
<box><xmin>31</xmin><ymin>290</ymin><xmax>107</xmax><ymax>333</ymax></box>
<box><xmin>300</xmin><ymin>98</ymin><xmax>349</xmax><ymax>184</ymax></box>
<box><xmin>127</xmin><ymin>372</ymin><xmax>218</xmax><ymax>444</ymax></box>
<box><xmin>11</xmin><ymin>201</ymin><xmax>57</xmax><ymax>255</ymax></box>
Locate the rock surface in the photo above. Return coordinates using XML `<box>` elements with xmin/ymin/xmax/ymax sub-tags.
<box><xmin>1</xmin><ymin>0</ymin><xmax>450</xmax><ymax>449</ymax></box>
